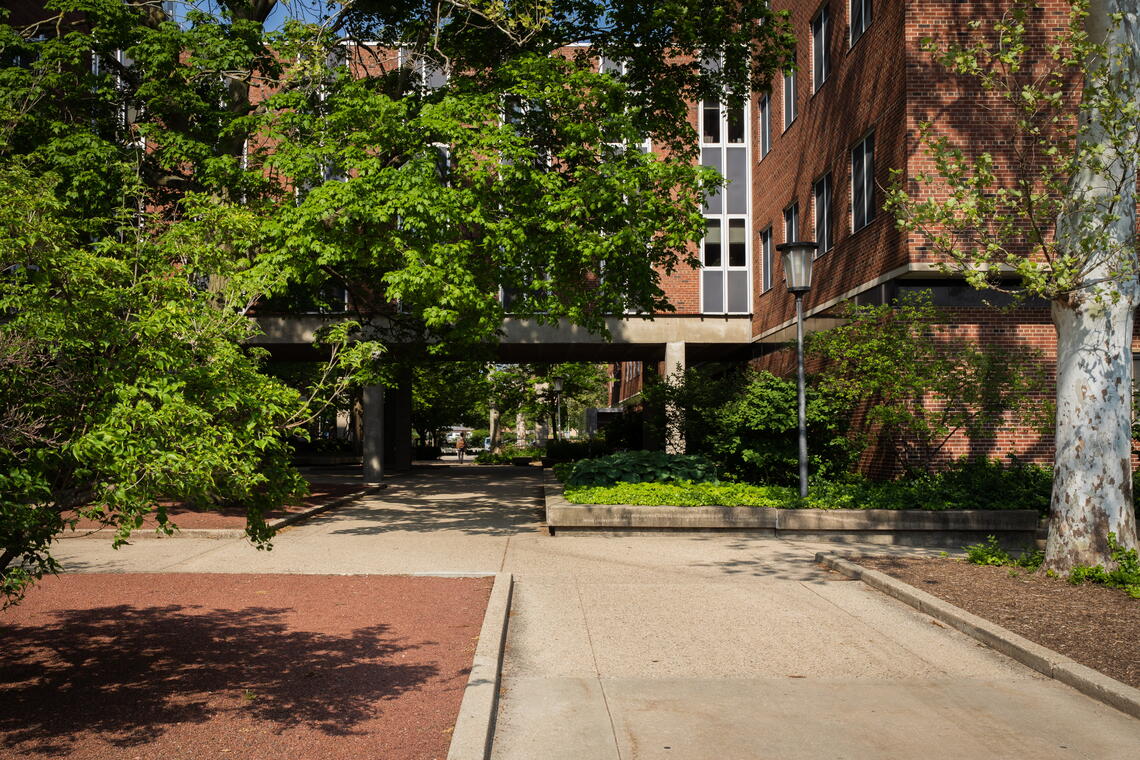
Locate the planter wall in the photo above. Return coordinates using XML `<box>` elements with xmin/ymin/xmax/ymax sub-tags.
<box><xmin>542</xmin><ymin>471</ymin><xmax>1042</xmax><ymax>547</ymax></box>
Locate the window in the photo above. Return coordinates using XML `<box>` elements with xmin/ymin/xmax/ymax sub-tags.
<box><xmin>813</xmin><ymin>173</ymin><xmax>833</xmax><ymax>253</ymax></box>
<box><xmin>759</xmin><ymin>94</ymin><xmax>771</xmax><ymax>157</ymax></box>
<box><xmin>812</xmin><ymin>8</ymin><xmax>829</xmax><ymax>91</ymax></box>
<box><xmin>700</xmin><ymin>91</ymin><xmax>751</xmax><ymax>314</ymax></box>
<box><xmin>784</xmin><ymin>202</ymin><xmax>799</xmax><ymax>242</ymax></box>
<box><xmin>761</xmin><ymin>227</ymin><xmax>773</xmax><ymax>292</ymax></box>
<box><xmin>851</xmin><ymin>133</ymin><xmax>875</xmax><ymax>231</ymax></box>
<box><xmin>783</xmin><ymin>54</ymin><xmax>797</xmax><ymax>130</ymax></box>
<box><xmin>599</xmin><ymin>56</ymin><xmax>651</xmax><ymax>152</ymax></box>
<box><xmin>851</xmin><ymin>0</ymin><xmax>872</xmax><ymax>46</ymax></box>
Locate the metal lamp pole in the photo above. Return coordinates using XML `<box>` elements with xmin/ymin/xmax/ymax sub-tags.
<box><xmin>777</xmin><ymin>241</ymin><xmax>818</xmax><ymax>499</ymax></box>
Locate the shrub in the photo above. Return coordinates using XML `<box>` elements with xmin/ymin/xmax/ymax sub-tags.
<box><xmin>1068</xmin><ymin>533</ymin><xmax>1140</xmax><ymax>598</ymax></box>
<box><xmin>640</xmin><ymin>367</ymin><xmax>861</xmax><ymax>485</ymax></box>
<box><xmin>561</xmin><ymin>450</ymin><xmax>718</xmax><ymax>488</ymax></box>
<box><xmin>544</xmin><ymin>438</ymin><xmax>609</xmax><ymax>462</ymax></box>
<box><xmin>475</xmin><ymin>444</ymin><xmax>542</xmax><ymax>464</ymax></box>
<box><xmin>414</xmin><ymin>445</ymin><xmax>443</xmax><ymax>460</ymax></box>
<box><xmin>963</xmin><ymin>535</ymin><xmax>1043</xmax><ymax>570</ymax></box>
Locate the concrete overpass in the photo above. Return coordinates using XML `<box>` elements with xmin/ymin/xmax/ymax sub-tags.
<box><xmin>251</xmin><ymin>313</ymin><xmax>756</xmax><ymax>482</ymax></box>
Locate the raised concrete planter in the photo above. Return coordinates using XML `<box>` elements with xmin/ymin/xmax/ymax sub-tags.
<box><xmin>543</xmin><ymin>471</ymin><xmax>1041</xmax><ymax>545</ymax></box>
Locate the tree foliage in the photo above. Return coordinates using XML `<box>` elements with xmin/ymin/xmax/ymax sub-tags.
<box><xmin>1</xmin><ymin>0</ymin><xmax>794</xmax><ymax>600</ymax></box>
<box><xmin>884</xmin><ymin>0</ymin><xmax>1140</xmax><ymax>570</ymax></box>
<box><xmin>807</xmin><ymin>292</ymin><xmax>1049</xmax><ymax>475</ymax></box>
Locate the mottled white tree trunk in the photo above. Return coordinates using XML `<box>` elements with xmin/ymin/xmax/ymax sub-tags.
<box><xmin>1046</xmin><ymin>0</ymin><xmax>1140</xmax><ymax>571</ymax></box>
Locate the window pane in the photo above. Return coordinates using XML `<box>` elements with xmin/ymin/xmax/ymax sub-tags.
<box><xmin>727</xmin><ymin>270</ymin><xmax>749</xmax><ymax>313</ymax></box>
<box><xmin>704</xmin><ymin>218</ymin><xmax>722</xmax><ymax>267</ymax></box>
<box><xmin>762</xmin><ymin>230</ymin><xmax>773</xmax><ymax>291</ymax></box>
<box><xmin>852</xmin><ymin>0</ymin><xmax>864</xmax><ymax>43</ymax></box>
<box><xmin>703</xmin><ymin>97</ymin><xmax>720</xmax><ymax>143</ymax></box>
<box><xmin>727</xmin><ymin>105</ymin><xmax>745</xmax><ymax>143</ymax></box>
<box><xmin>728</xmin><ymin>219</ymin><xmax>746</xmax><ymax>267</ymax></box>
<box><xmin>703</xmin><ymin>270</ymin><xmax>724</xmax><ymax>313</ymax></box>
<box><xmin>815</xmin><ymin>174</ymin><xmax>831</xmax><ymax>251</ymax></box>
<box><xmin>726</xmin><ymin>147</ymin><xmax>747</xmax><ymax>214</ymax></box>
<box><xmin>852</xmin><ymin>143</ymin><xmax>866</xmax><ymax>230</ymax></box>
<box><xmin>760</xmin><ymin>95</ymin><xmax>770</xmax><ymax>156</ymax></box>
<box><xmin>602</xmin><ymin>56</ymin><xmax>623</xmax><ymax>76</ymax></box>
<box><xmin>865</xmin><ymin>135</ymin><xmax>875</xmax><ymax>223</ymax></box>
<box><xmin>783</xmin><ymin>70</ymin><xmax>796</xmax><ymax>128</ymax></box>
<box><xmin>701</xmin><ymin>148</ymin><xmax>722</xmax><ymax>213</ymax></box>
<box><xmin>784</xmin><ymin>204</ymin><xmax>798</xmax><ymax>241</ymax></box>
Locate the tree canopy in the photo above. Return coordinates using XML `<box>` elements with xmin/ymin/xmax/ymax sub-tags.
<box><xmin>0</xmin><ymin>0</ymin><xmax>793</xmax><ymax>601</ymax></box>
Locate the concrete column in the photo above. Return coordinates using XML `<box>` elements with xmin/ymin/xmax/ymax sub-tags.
<box><xmin>664</xmin><ymin>341</ymin><xmax>686</xmax><ymax>454</ymax></box>
<box><xmin>362</xmin><ymin>384</ymin><xmax>384</xmax><ymax>483</ymax></box>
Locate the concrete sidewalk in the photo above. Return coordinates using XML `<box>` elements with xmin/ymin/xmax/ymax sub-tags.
<box><xmin>52</xmin><ymin>467</ymin><xmax>1140</xmax><ymax>758</ymax></box>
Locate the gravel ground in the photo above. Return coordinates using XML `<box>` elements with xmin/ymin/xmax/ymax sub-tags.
<box><xmin>859</xmin><ymin>556</ymin><xmax>1140</xmax><ymax>690</ymax></box>
<box><xmin>66</xmin><ymin>483</ymin><xmax>362</xmax><ymax>533</ymax></box>
<box><xmin>0</xmin><ymin>573</ymin><xmax>492</xmax><ymax>759</ymax></box>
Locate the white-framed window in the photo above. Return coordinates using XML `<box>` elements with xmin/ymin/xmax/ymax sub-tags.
<box><xmin>784</xmin><ymin>202</ymin><xmax>799</xmax><ymax>242</ymax></box>
<box><xmin>813</xmin><ymin>173</ymin><xmax>833</xmax><ymax>254</ymax></box>
<box><xmin>851</xmin><ymin>132</ymin><xmax>875</xmax><ymax>232</ymax></box>
<box><xmin>851</xmin><ymin>0</ymin><xmax>872</xmax><ymax>46</ymax></box>
<box><xmin>759</xmin><ymin>94</ymin><xmax>771</xmax><ymax>157</ymax></box>
<box><xmin>783</xmin><ymin>53</ymin><xmax>797</xmax><ymax>130</ymax></box>
<box><xmin>599</xmin><ymin>55</ymin><xmax>652</xmax><ymax>152</ymax></box>
<box><xmin>812</xmin><ymin>7</ymin><xmax>829</xmax><ymax>92</ymax></box>
<box><xmin>699</xmin><ymin>92</ymin><xmax>751</xmax><ymax>314</ymax></box>
<box><xmin>398</xmin><ymin>47</ymin><xmax>447</xmax><ymax>90</ymax></box>
<box><xmin>761</xmin><ymin>226</ymin><xmax>773</xmax><ymax>292</ymax></box>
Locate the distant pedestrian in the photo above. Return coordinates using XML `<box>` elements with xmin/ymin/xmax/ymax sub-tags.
<box><xmin>456</xmin><ymin>434</ymin><xmax>468</xmax><ymax>463</ymax></box>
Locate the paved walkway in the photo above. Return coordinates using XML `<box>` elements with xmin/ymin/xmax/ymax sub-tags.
<box><xmin>52</xmin><ymin>466</ymin><xmax>1140</xmax><ymax>758</ymax></box>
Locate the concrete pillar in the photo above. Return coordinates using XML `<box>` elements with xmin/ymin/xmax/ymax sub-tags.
<box><xmin>664</xmin><ymin>341</ymin><xmax>686</xmax><ymax>454</ymax></box>
<box><xmin>362</xmin><ymin>384</ymin><xmax>384</xmax><ymax>483</ymax></box>
<box><xmin>384</xmin><ymin>371</ymin><xmax>414</xmax><ymax>471</ymax></box>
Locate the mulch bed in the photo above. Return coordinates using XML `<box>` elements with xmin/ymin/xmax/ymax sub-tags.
<box><xmin>859</xmin><ymin>556</ymin><xmax>1140</xmax><ymax>690</ymax></box>
<box><xmin>0</xmin><ymin>573</ymin><xmax>492</xmax><ymax>760</ymax></box>
<box><xmin>66</xmin><ymin>483</ymin><xmax>363</xmax><ymax>534</ymax></box>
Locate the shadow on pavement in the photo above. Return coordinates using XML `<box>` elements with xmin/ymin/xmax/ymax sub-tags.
<box><xmin>319</xmin><ymin>467</ymin><xmax>544</xmax><ymax>537</ymax></box>
<box><xmin>0</xmin><ymin>604</ymin><xmax>434</xmax><ymax>756</ymax></box>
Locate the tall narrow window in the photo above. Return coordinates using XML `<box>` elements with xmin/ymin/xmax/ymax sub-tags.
<box><xmin>759</xmin><ymin>94</ymin><xmax>771</xmax><ymax>157</ymax></box>
<box><xmin>812</xmin><ymin>8</ymin><xmax>829</xmax><ymax>91</ymax></box>
<box><xmin>783</xmin><ymin>53</ymin><xmax>797</xmax><ymax>130</ymax></box>
<box><xmin>761</xmin><ymin>227</ymin><xmax>773</xmax><ymax>292</ymax></box>
<box><xmin>851</xmin><ymin>0</ymin><xmax>872</xmax><ymax>46</ymax></box>
<box><xmin>851</xmin><ymin>133</ymin><xmax>875</xmax><ymax>231</ymax></box>
<box><xmin>813</xmin><ymin>173</ymin><xmax>833</xmax><ymax>254</ymax></box>
<box><xmin>700</xmin><ymin>88</ymin><xmax>751</xmax><ymax>314</ymax></box>
<box><xmin>784</xmin><ymin>202</ymin><xmax>799</xmax><ymax>242</ymax></box>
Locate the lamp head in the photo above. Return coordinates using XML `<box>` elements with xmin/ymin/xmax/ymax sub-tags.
<box><xmin>777</xmin><ymin>241</ymin><xmax>818</xmax><ymax>293</ymax></box>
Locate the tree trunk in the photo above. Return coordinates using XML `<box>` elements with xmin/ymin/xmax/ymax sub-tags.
<box><xmin>1045</xmin><ymin>0</ymin><xmax>1140</xmax><ymax>571</ymax></box>
<box><xmin>1048</xmin><ymin>297</ymin><xmax>1139</xmax><ymax>570</ymax></box>
<box><xmin>489</xmin><ymin>406</ymin><xmax>501</xmax><ymax>453</ymax></box>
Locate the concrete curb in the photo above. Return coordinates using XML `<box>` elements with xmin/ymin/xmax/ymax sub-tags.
<box><xmin>448</xmin><ymin>572</ymin><xmax>513</xmax><ymax>760</ymax></box>
<box><xmin>544</xmin><ymin>471</ymin><xmax>1040</xmax><ymax>545</ymax></box>
<box><xmin>59</xmin><ymin>486</ymin><xmax>382</xmax><ymax>541</ymax></box>
<box><xmin>816</xmin><ymin>552</ymin><xmax>1140</xmax><ymax>721</ymax></box>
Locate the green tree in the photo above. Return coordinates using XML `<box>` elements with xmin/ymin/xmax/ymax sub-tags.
<box><xmin>411</xmin><ymin>362</ymin><xmax>488</xmax><ymax>444</ymax></box>
<box><xmin>807</xmin><ymin>292</ymin><xmax>1048</xmax><ymax>475</ymax></box>
<box><xmin>0</xmin><ymin>0</ymin><xmax>793</xmax><ymax>601</ymax></box>
<box><xmin>886</xmin><ymin>0</ymin><xmax>1140</xmax><ymax>570</ymax></box>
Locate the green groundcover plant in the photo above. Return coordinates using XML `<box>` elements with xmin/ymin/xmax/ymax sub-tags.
<box><xmin>558</xmin><ymin>450</ymin><xmax>718</xmax><ymax>488</ymax></box>
<box><xmin>963</xmin><ymin>533</ymin><xmax>1140</xmax><ymax>598</ymax></box>
<box><xmin>560</xmin><ymin>456</ymin><xmax>1052</xmax><ymax>512</ymax></box>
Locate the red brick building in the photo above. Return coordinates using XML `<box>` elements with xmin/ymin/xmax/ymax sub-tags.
<box><xmin>609</xmin><ymin>0</ymin><xmax>1119</xmax><ymax>468</ymax></box>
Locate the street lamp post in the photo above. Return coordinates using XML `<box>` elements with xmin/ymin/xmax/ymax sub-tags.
<box><xmin>777</xmin><ymin>241</ymin><xmax>817</xmax><ymax>499</ymax></box>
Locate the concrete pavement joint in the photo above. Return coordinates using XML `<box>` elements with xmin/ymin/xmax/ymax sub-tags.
<box><xmin>448</xmin><ymin>572</ymin><xmax>513</xmax><ymax>760</ymax></box>
<box><xmin>574</xmin><ymin>576</ymin><xmax>624</xmax><ymax>760</ymax></box>
<box><xmin>816</xmin><ymin>552</ymin><xmax>1140</xmax><ymax>721</ymax></box>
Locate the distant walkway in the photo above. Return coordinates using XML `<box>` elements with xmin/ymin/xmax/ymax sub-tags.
<box><xmin>52</xmin><ymin>466</ymin><xmax>1140</xmax><ymax>758</ymax></box>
